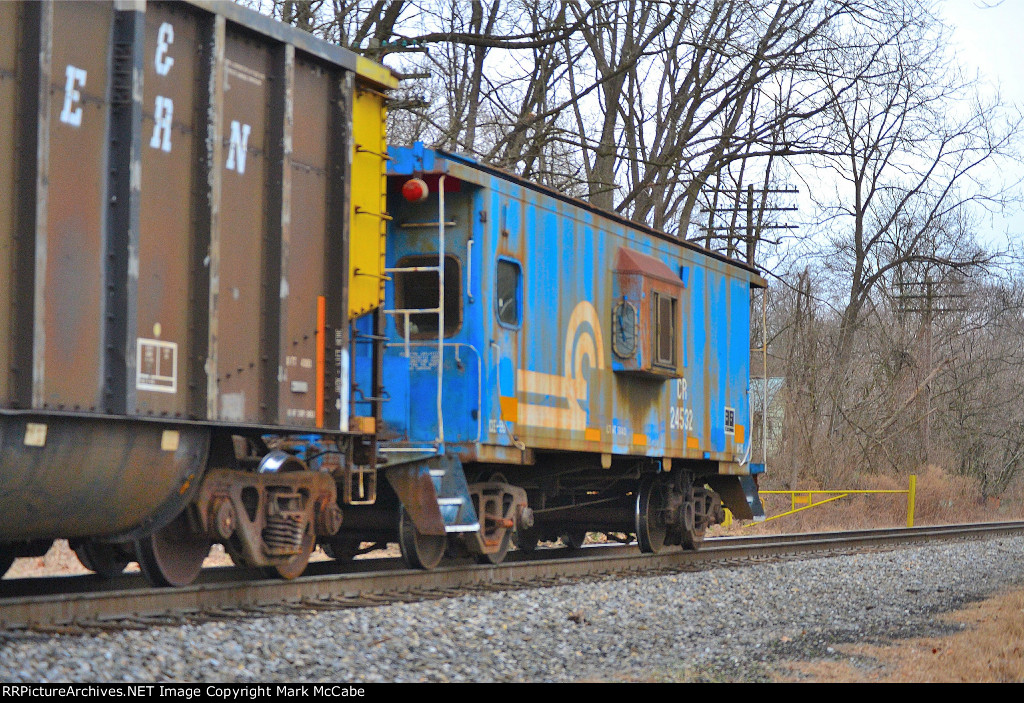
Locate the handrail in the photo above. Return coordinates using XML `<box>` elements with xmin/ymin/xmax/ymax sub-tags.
<box><xmin>437</xmin><ymin>174</ymin><xmax>446</xmax><ymax>446</ymax></box>
<box><xmin>381</xmin><ymin>174</ymin><xmax>448</xmax><ymax>449</ymax></box>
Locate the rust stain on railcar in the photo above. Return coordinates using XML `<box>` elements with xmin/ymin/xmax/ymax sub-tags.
<box><xmin>0</xmin><ymin>1</ymin><xmax>20</xmax><ymax>404</ymax></box>
<box><xmin>40</xmin><ymin>2</ymin><xmax>114</xmax><ymax>411</ymax></box>
<box><xmin>611</xmin><ymin>246</ymin><xmax>686</xmax><ymax>453</ymax></box>
<box><xmin>278</xmin><ymin>56</ymin><xmax>332</xmax><ymax>428</ymax></box>
<box><xmin>213</xmin><ymin>31</ymin><xmax>272</xmax><ymax>424</ymax></box>
<box><xmin>492</xmin><ymin>186</ymin><xmax>744</xmax><ymax>461</ymax></box>
<box><xmin>135</xmin><ymin>3</ymin><xmax>202</xmax><ymax>418</ymax></box>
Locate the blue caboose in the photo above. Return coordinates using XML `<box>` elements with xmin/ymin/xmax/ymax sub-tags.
<box><xmin>350</xmin><ymin>143</ymin><xmax>765</xmax><ymax>568</ymax></box>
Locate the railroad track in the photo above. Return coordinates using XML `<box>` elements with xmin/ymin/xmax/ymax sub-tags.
<box><xmin>2</xmin><ymin>521</ymin><xmax>1022</xmax><ymax>633</ymax></box>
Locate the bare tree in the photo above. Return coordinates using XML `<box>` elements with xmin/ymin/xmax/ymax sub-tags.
<box><xmin>247</xmin><ymin>0</ymin><xmax>1024</xmax><ymax>503</ymax></box>
<box><xmin>794</xmin><ymin>0</ymin><xmax>1021</xmax><ymax>441</ymax></box>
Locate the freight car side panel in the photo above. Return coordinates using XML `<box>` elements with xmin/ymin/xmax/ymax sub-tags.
<box><xmin>482</xmin><ymin>176</ymin><xmax>754</xmax><ymax>464</ymax></box>
<box><xmin>40</xmin><ymin>2</ymin><xmax>113</xmax><ymax>411</ymax></box>
<box><xmin>731</xmin><ymin>276</ymin><xmax>753</xmax><ymax>449</ymax></box>
<box><xmin>689</xmin><ymin>264</ymin><xmax>707</xmax><ymax>453</ymax></box>
<box><xmin>212</xmin><ymin>29</ymin><xmax>273</xmax><ymax>424</ymax></box>
<box><xmin>135</xmin><ymin>3</ymin><xmax>201</xmax><ymax>417</ymax></box>
<box><xmin>279</xmin><ymin>57</ymin><xmax>332</xmax><ymax>427</ymax></box>
<box><xmin>0</xmin><ymin>0</ymin><xmax>395</xmax><ymax>429</ymax></box>
<box><xmin>0</xmin><ymin>1</ymin><xmax>18</xmax><ymax>404</ymax></box>
<box><xmin>707</xmin><ymin>270</ymin><xmax>728</xmax><ymax>452</ymax></box>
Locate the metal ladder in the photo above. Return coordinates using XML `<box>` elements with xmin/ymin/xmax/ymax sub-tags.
<box><xmin>381</xmin><ymin>173</ymin><xmax>450</xmax><ymax>454</ymax></box>
<box><xmin>379</xmin><ymin>175</ymin><xmax>479</xmax><ymax>534</ymax></box>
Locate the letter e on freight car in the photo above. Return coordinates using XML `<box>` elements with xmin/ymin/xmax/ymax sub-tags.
<box><xmin>59</xmin><ymin>65</ymin><xmax>87</xmax><ymax>127</ymax></box>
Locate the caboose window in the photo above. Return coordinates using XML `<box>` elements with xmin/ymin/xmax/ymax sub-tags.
<box><xmin>394</xmin><ymin>254</ymin><xmax>462</xmax><ymax>339</ymax></box>
<box><xmin>653</xmin><ymin>292</ymin><xmax>677</xmax><ymax>368</ymax></box>
<box><xmin>496</xmin><ymin>258</ymin><xmax>522</xmax><ymax>326</ymax></box>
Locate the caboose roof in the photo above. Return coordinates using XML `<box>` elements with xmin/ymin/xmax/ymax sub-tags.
<box><xmin>388</xmin><ymin>143</ymin><xmax>766</xmax><ymax>286</ymax></box>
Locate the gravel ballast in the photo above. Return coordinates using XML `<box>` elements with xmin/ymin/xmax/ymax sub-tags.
<box><xmin>2</xmin><ymin>536</ymin><xmax>1023</xmax><ymax>683</ymax></box>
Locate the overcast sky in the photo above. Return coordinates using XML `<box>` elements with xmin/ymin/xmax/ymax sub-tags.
<box><xmin>944</xmin><ymin>0</ymin><xmax>1024</xmax><ymax>105</ymax></box>
<box><xmin>944</xmin><ymin>1</ymin><xmax>1024</xmax><ymax>246</ymax></box>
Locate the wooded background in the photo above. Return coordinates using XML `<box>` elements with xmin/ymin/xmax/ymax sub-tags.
<box><xmin>248</xmin><ymin>0</ymin><xmax>1024</xmax><ymax>505</ymax></box>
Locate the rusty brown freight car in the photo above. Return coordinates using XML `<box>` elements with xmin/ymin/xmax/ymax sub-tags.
<box><xmin>0</xmin><ymin>0</ymin><xmax>395</xmax><ymax>586</ymax></box>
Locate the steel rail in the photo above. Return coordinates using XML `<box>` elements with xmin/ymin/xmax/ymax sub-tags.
<box><xmin>2</xmin><ymin>521</ymin><xmax>1022</xmax><ymax>631</ymax></box>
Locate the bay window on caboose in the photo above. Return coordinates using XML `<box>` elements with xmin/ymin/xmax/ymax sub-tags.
<box><xmin>652</xmin><ymin>291</ymin><xmax>678</xmax><ymax>371</ymax></box>
<box><xmin>611</xmin><ymin>247</ymin><xmax>683</xmax><ymax>378</ymax></box>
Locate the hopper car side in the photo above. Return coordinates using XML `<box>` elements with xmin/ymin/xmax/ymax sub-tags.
<box><xmin>0</xmin><ymin>0</ymin><xmax>393</xmax><ymax>586</ymax></box>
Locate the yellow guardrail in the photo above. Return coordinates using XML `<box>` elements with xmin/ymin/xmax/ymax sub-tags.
<box><xmin>733</xmin><ymin>474</ymin><xmax>917</xmax><ymax>527</ymax></box>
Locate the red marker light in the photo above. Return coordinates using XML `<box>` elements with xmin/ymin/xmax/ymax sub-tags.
<box><xmin>402</xmin><ymin>178</ymin><xmax>429</xmax><ymax>203</ymax></box>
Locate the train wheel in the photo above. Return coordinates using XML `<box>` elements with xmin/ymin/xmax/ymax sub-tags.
<box><xmin>513</xmin><ymin>528</ymin><xmax>539</xmax><ymax>553</ymax></box>
<box><xmin>474</xmin><ymin>472</ymin><xmax>515</xmax><ymax>565</ymax></box>
<box><xmin>267</xmin><ymin>523</ymin><xmax>315</xmax><ymax>580</ymax></box>
<box><xmin>398</xmin><ymin>506</ymin><xmax>446</xmax><ymax>570</ymax></box>
<box><xmin>322</xmin><ymin>535</ymin><xmax>362</xmax><ymax>563</ymax></box>
<box><xmin>475</xmin><ymin>531</ymin><xmax>512</xmax><ymax>565</ymax></box>
<box><xmin>0</xmin><ymin>546</ymin><xmax>15</xmax><ymax>578</ymax></box>
<box><xmin>680</xmin><ymin>498</ymin><xmax>705</xmax><ymax>551</ymax></box>
<box><xmin>75</xmin><ymin>541</ymin><xmax>129</xmax><ymax>579</ymax></box>
<box><xmin>134</xmin><ymin>512</ymin><xmax>211</xmax><ymax>588</ymax></box>
<box><xmin>560</xmin><ymin>530</ymin><xmax>587</xmax><ymax>550</ymax></box>
<box><xmin>681</xmin><ymin>489</ymin><xmax>714</xmax><ymax>551</ymax></box>
<box><xmin>636</xmin><ymin>475</ymin><xmax>669</xmax><ymax>553</ymax></box>
<box><xmin>681</xmin><ymin>526</ymin><xmax>705</xmax><ymax>551</ymax></box>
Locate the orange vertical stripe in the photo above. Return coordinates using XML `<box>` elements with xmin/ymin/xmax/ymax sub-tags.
<box><xmin>316</xmin><ymin>295</ymin><xmax>326</xmax><ymax>428</ymax></box>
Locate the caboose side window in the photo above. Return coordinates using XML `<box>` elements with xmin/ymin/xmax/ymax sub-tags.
<box><xmin>496</xmin><ymin>258</ymin><xmax>522</xmax><ymax>327</ymax></box>
<box><xmin>653</xmin><ymin>292</ymin><xmax>677</xmax><ymax>368</ymax></box>
<box><xmin>393</xmin><ymin>254</ymin><xmax>462</xmax><ymax>339</ymax></box>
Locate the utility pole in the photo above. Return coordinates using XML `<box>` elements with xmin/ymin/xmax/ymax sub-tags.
<box><xmin>700</xmin><ymin>183</ymin><xmax>798</xmax><ymax>266</ymax></box>
<box><xmin>894</xmin><ymin>276</ymin><xmax>966</xmax><ymax>467</ymax></box>
<box><xmin>700</xmin><ymin>181</ymin><xmax>799</xmax><ymax>479</ymax></box>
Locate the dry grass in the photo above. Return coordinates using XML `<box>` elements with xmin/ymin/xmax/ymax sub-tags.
<box><xmin>740</xmin><ymin>465</ymin><xmax>1024</xmax><ymax>683</ymax></box>
<box><xmin>777</xmin><ymin>589</ymin><xmax>1024</xmax><ymax>682</ymax></box>
<box><xmin>714</xmin><ymin>464</ymin><xmax>1024</xmax><ymax>538</ymax></box>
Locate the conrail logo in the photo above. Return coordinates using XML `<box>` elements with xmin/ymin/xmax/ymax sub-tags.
<box><xmin>515</xmin><ymin>300</ymin><xmax>605</xmax><ymax>431</ymax></box>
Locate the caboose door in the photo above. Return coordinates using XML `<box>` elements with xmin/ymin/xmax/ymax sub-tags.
<box><xmin>488</xmin><ymin>194</ymin><xmax>526</xmax><ymax>448</ymax></box>
<box><xmin>382</xmin><ymin>179</ymin><xmax>480</xmax><ymax>447</ymax></box>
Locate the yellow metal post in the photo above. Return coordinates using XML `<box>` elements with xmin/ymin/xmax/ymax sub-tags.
<box><xmin>907</xmin><ymin>474</ymin><xmax>916</xmax><ymax>527</ymax></box>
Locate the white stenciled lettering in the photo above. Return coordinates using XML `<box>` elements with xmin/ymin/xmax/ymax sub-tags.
<box><xmin>225</xmin><ymin>120</ymin><xmax>251</xmax><ymax>174</ymax></box>
<box><xmin>670</xmin><ymin>406</ymin><xmax>694</xmax><ymax>432</ymax></box>
<box><xmin>59</xmin><ymin>65</ymin><xmax>87</xmax><ymax>126</ymax></box>
<box><xmin>155</xmin><ymin>22</ymin><xmax>174</xmax><ymax>75</ymax></box>
<box><xmin>150</xmin><ymin>95</ymin><xmax>173</xmax><ymax>152</ymax></box>
<box><xmin>671</xmin><ymin>379</ymin><xmax>693</xmax><ymax>432</ymax></box>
